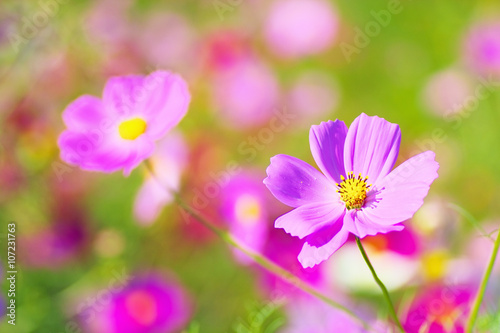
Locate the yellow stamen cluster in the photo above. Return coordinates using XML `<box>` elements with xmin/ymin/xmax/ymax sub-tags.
<box><xmin>336</xmin><ymin>172</ymin><xmax>370</xmax><ymax>210</ymax></box>
<box><xmin>119</xmin><ymin>118</ymin><xmax>147</xmax><ymax>140</ymax></box>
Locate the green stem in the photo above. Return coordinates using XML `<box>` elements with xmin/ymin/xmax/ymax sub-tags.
<box><xmin>175</xmin><ymin>196</ymin><xmax>368</xmax><ymax>328</ymax></box>
<box><xmin>466</xmin><ymin>229</ymin><xmax>500</xmax><ymax>332</ymax></box>
<box><xmin>143</xmin><ymin>161</ymin><xmax>369</xmax><ymax>329</ymax></box>
<box><xmin>355</xmin><ymin>237</ymin><xmax>405</xmax><ymax>332</ymax></box>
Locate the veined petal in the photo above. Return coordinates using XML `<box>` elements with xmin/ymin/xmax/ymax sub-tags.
<box><xmin>309</xmin><ymin>120</ymin><xmax>347</xmax><ymax>183</ymax></box>
<box><xmin>362</xmin><ymin>151</ymin><xmax>439</xmax><ymax>226</ymax></box>
<box><xmin>275</xmin><ymin>201</ymin><xmax>345</xmax><ymax>239</ymax></box>
<box><xmin>344</xmin><ymin>113</ymin><xmax>401</xmax><ymax>185</ymax></box>
<box><xmin>298</xmin><ymin>219</ymin><xmax>349</xmax><ymax>268</ymax></box>
<box><xmin>347</xmin><ymin>210</ymin><xmax>405</xmax><ymax>238</ymax></box>
<box><xmin>264</xmin><ymin>154</ymin><xmax>338</xmax><ymax>208</ymax></box>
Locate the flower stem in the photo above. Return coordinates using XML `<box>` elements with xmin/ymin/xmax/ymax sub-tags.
<box><xmin>355</xmin><ymin>237</ymin><xmax>405</xmax><ymax>332</ymax></box>
<box><xmin>142</xmin><ymin>160</ymin><xmax>370</xmax><ymax>329</ymax></box>
<box><xmin>175</xmin><ymin>196</ymin><xmax>369</xmax><ymax>328</ymax></box>
<box><xmin>466</xmin><ymin>229</ymin><xmax>500</xmax><ymax>332</ymax></box>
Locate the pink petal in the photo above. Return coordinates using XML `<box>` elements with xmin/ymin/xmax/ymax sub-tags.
<box><xmin>139</xmin><ymin>71</ymin><xmax>191</xmax><ymax>139</ymax></box>
<box><xmin>275</xmin><ymin>201</ymin><xmax>345</xmax><ymax>239</ymax></box>
<box><xmin>102</xmin><ymin>74</ymin><xmax>146</xmax><ymax>117</ymax></box>
<box><xmin>134</xmin><ymin>178</ymin><xmax>172</xmax><ymax>225</ymax></box>
<box><xmin>62</xmin><ymin>95</ymin><xmax>107</xmax><ymax>131</ymax></box>
<box><xmin>298</xmin><ymin>219</ymin><xmax>349</xmax><ymax>268</ymax></box>
<box><xmin>309</xmin><ymin>120</ymin><xmax>347</xmax><ymax>183</ymax></box>
<box><xmin>264</xmin><ymin>154</ymin><xmax>338</xmax><ymax>208</ymax></box>
<box><xmin>344</xmin><ymin>113</ymin><xmax>401</xmax><ymax>185</ymax></box>
<box><xmin>362</xmin><ymin>151</ymin><xmax>439</xmax><ymax>226</ymax></box>
<box><xmin>346</xmin><ymin>210</ymin><xmax>404</xmax><ymax>238</ymax></box>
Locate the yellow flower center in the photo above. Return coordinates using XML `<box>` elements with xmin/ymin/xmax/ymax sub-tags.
<box><xmin>337</xmin><ymin>172</ymin><xmax>370</xmax><ymax>210</ymax></box>
<box><xmin>118</xmin><ymin>118</ymin><xmax>147</xmax><ymax>140</ymax></box>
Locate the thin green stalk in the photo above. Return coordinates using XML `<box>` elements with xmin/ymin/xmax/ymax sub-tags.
<box><xmin>143</xmin><ymin>161</ymin><xmax>370</xmax><ymax>329</ymax></box>
<box><xmin>355</xmin><ymin>237</ymin><xmax>405</xmax><ymax>333</ymax></box>
<box><xmin>466</xmin><ymin>230</ymin><xmax>500</xmax><ymax>332</ymax></box>
<box><xmin>175</xmin><ymin>196</ymin><xmax>368</xmax><ymax>328</ymax></box>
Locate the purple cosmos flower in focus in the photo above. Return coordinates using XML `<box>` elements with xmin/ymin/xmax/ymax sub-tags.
<box><xmin>58</xmin><ymin>71</ymin><xmax>190</xmax><ymax>175</ymax></box>
<box><xmin>264</xmin><ymin>113</ymin><xmax>439</xmax><ymax>268</ymax></box>
<box><xmin>84</xmin><ymin>273</ymin><xmax>191</xmax><ymax>333</ymax></box>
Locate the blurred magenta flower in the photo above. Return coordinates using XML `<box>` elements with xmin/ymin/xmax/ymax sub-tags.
<box><xmin>133</xmin><ymin>132</ymin><xmax>188</xmax><ymax>225</ymax></box>
<box><xmin>463</xmin><ymin>21</ymin><xmax>500</xmax><ymax>78</ymax></box>
<box><xmin>85</xmin><ymin>273</ymin><xmax>191</xmax><ymax>333</ymax></box>
<box><xmin>403</xmin><ymin>285</ymin><xmax>472</xmax><ymax>332</ymax></box>
<box><xmin>220</xmin><ymin>171</ymin><xmax>269</xmax><ymax>264</ymax></box>
<box><xmin>58</xmin><ymin>71</ymin><xmax>190</xmax><ymax>175</ymax></box>
<box><xmin>211</xmin><ymin>59</ymin><xmax>280</xmax><ymax>128</ymax></box>
<box><xmin>264</xmin><ymin>113</ymin><xmax>439</xmax><ymax>268</ymax></box>
<box><xmin>264</xmin><ymin>0</ymin><xmax>338</xmax><ymax>59</ymax></box>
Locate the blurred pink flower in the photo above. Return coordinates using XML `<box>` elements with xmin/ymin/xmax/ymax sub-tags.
<box><xmin>422</xmin><ymin>69</ymin><xmax>474</xmax><ymax>117</ymax></box>
<box><xmin>264</xmin><ymin>0</ymin><xmax>338</xmax><ymax>59</ymax></box>
<box><xmin>463</xmin><ymin>21</ymin><xmax>500</xmax><ymax>78</ymax></box>
<box><xmin>133</xmin><ymin>132</ymin><xmax>188</xmax><ymax>225</ymax></box>
<box><xmin>286</xmin><ymin>72</ymin><xmax>339</xmax><ymax>125</ymax></box>
<box><xmin>220</xmin><ymin>171</ymin><xmax>270</xmax><ymax>264</ymax></box>
<box><xmin>202</xmin><ymin>31</ymin><xmax>253</xmax><ymax>72</ymax></box>
<box><xmin>403</xmin><ymin>285</ymin><xmax>473</xmax><ymax>333</ymax></box>
<box><xmin>137</xmin><ymin>13</ymin><xmax>199</xmax><ymax>77</ymax></box>
<box><xmin>264</xmin><ymin>114</ymin><xmax>439</xmax><ymax>268</ymax></box>
<box><xmin>280</xmin><ymin>294</ymin><xmax>368</xmax><ymax>333</ymax></box>
<box><xmin>211</xmin><ymin>59</ymin><xmax>280</xmax><ymax>128</ymax></box>
<box><xmin>84</xmin><ymin>273</ymin><xmax>191</xmax><ymax>333</ymax></box>
<box><xmin>58</xmin><ymin>71</ymin><xmax>190</xmax><ymax>175</ymax></box>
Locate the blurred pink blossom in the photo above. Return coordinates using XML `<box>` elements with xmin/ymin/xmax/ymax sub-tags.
<box><xmin>264</xmin><ymin>0</ymin><xmax>338</xmax><ymax>59</ymax></box>
<box><xmin>133</xmin><ymin>132</ymin><xmax>188</xmax><ymax>225</ymax></box>
<box><xmin>422</xmin><ymin>69</ymin><xmax>474</xmax><ymax>117</ymax></box>
<box><xmin>211</xmin><ymin>59</ymin><xmax>280</xmax><ymax>128</ymax></box>
<box><xmin>463</xmin><ymin>21</ymin><xmax>500</xmax><ymax>78</ymax></box>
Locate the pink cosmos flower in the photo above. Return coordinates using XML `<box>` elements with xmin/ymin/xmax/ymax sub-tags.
<box><xmin>264</xmin><ymin>113</ymin><xmax>439</xmax><ymax>268</ymax></box>
<box><xmin>58</xmin><ymin>71</ymin><xmax>190</xmax><ymax>175</ymax></box>
<box><xmin>133</xmin><ymin>132</ymin><xmax>188</xmax><ymax>225</ymax></box>
<box><xmin>264</xmin><ymin>0</ymin><xmax>338</xmax><ymax>59</ymax></box>
<box><xmin>83</xmin><ymin>273</ymin><xmax>191</xmax><ymax>333</ymax></box>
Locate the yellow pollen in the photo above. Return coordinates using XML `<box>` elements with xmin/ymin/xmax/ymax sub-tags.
<box><xmin>336</xmin><ymin>172</ymin><xmax>370</xmax><ymax>210</ymax></box>
<box><xmin>118</xmin><ymin>118</ymin><xmax>147</xmax><ymax>140</ymax></box>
